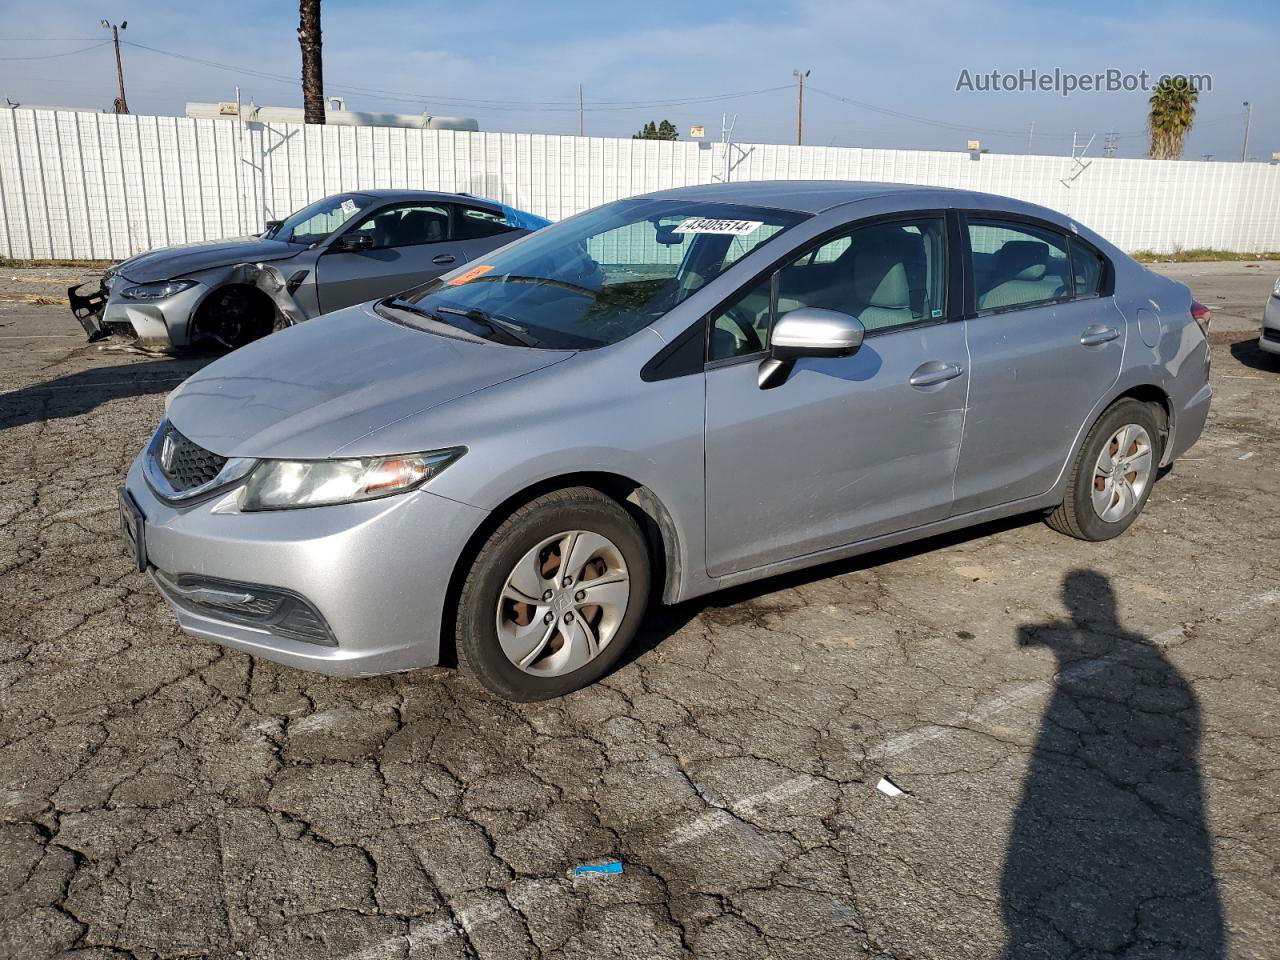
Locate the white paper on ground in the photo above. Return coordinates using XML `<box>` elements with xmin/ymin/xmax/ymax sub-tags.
<box><xmin>876</xmin><ymin>776</ymin><xmax>906</xmax><ymax>798</ymax></box>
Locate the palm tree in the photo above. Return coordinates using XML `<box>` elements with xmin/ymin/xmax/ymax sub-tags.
<box><xmin>1148</xmin><ymin>76</ymin><xmax>1198</xmax><ymax>160</ymax></box>
<box><xmin>299</xmin><ymin>0</ymin><xmax>325</xmax><ymax>125</ymax></box>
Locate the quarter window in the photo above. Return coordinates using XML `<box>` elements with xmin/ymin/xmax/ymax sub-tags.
<box><xmin>346</xmin><ymin>204</ymin><xmax>451</xmax><ymax>249</ymax></box>
<box><xmin>709</xmin><ymin>216</ymin><xmax>948</xmax><ymax>361</ymax></box>
<box><xmin>969</xmin><ymin>219</ymin><xmax>1072</xmax><ymax>311</ymax></box>
<box><xmin>1069</xmin><ymin>236</ymin><xmax>1106</xmax><ymax>298</ymax></box>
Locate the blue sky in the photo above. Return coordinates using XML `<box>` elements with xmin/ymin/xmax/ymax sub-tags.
<box><xmin>0</xmin><ymin>0</ymin><xmax>1274</xmax><ymax>160</ymax></box>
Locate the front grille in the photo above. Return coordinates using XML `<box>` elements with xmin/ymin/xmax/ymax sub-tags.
<box><xmin>1263</xmin><ymin>327</ymin><xmax>1280</xmax><ymax>343</ymax></box>
<box><xmin>160</xmin><ymin>425</ymin><xmax>228</xmax><ymax>492</ymax></box>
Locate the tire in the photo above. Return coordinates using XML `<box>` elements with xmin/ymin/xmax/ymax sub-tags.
<box><xmin>1047</xmin><ymin>398</ymin><xmax>1162</xmax><ymax>541</ymax></box>
<box><xmin>454</xmin><ymin>487</ymin><xmax>651</xmax><ymax>701</ymax></box>
<box><xmin>193</xmin><ymin>286</ymin><xmax>275</xmax><ymax>350</ymax></box>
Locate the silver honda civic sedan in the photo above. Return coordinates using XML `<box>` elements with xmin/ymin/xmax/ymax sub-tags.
<box><xmin>120</xmin><ymin>181</ymin><xmax>1212</xmax><ymax>700</ymax></box>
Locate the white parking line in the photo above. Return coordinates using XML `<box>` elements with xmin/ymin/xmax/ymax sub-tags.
<box><xmin>659</xmin><ymin>774</ymin><xmax>825</xmax><ymax>849</ymax></box>
<box><xmin>341</xmin><ymin>898</ymin><xmax>508</xmax><ymax>960</ymax></box>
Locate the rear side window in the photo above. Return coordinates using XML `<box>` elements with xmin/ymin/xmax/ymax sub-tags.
<box><xmin>969</xmin><ymin>219</ymin><xmax>1071</xmax><ymax>311</ymax></box>
<box><xmin>455</xmin><ymin>206</ymin><xmax>519</xmax><ymax>240</ymax></box>
<box><xmin>1069</xmin><ymin>237</ymin><xmax>1106</xmax><ymax>298</ymax></box>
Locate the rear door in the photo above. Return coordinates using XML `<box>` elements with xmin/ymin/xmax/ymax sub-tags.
<box><xmin>952</xmin><ymin>215</ymin><xmax>1125</xmax><ymax>513</ymax></box>
<box><xmin>703</xmin><ymin>213</ymin><xmax>970</xmax><ymax>577</ymax></box>
<box><xmin>315</xmin><ymin>202</ymin><xmax>466</xmax><ymax>313</ymax></box>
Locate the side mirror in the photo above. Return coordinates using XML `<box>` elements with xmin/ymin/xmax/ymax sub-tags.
<box><xmin>759</xmin><ymin>308</ymin><xmax>864</xmax><ymax>389</ymax></box>
<box><xmin>334</xmin><ymin>233</ymin><xmax>374</xmax><ymax>253</ymax></box>
<box><xmin>262</xmin><ymin>219</ymin><xmax>283</xmax><ymax>237</ymax></box>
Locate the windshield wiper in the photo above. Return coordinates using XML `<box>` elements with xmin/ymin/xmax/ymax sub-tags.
<box><xmin>436</xmin><ymin>306</ymin><xmax>542</xmax><ymax>347</ymax></box>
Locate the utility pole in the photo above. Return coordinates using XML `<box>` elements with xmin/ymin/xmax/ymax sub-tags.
<box><xmin>99</xmin><ymin>19</ymin><xmax>128</xmax><ymax>114</ymax></box>
<box><xmin>793</xmin><ymin>69</ymin><xmax>809</xmax><ymax>145</ymax></box>
<box><xmin>1027</xmin><ymin>121</ymin><xmax>1034</xmax><ymax>154</ymax></box>
<box><xmin>1241</xmin><ymin>101</ymin><xmax>1253</xmax><ymax>162</ymax></box>
<box><xmin>578</xmin><ymin>83</ymin><xmax>584</xmax><ymax>137</ymax></box>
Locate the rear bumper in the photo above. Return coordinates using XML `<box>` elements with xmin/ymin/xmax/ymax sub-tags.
<box><xmin>123</xmin><ymin>452</ymin><xmax>489</xmax><ymax>676</ymax></box>
<box><xmin>1169</xmin><ymin>381</ymin><xmax>1212</xmax><ymax>462</ymax></box>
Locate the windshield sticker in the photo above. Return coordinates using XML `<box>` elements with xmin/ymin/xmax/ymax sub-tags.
<box><xmin>340</xmin><ymin>199</ymin><xmax>358</xmax><ymax>216</ymax></box>
<box><xmin>672</xmin><ymin>218</ymin><xmax>763</xmax><ymax>236</ymax></box>
<box><xmin>446</xmin><ymin>264</ymin><xmax>496</xmax><ymax>286</ymax></box>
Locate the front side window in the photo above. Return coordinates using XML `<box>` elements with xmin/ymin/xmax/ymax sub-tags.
<box><xmin>969</xmin><ymin>219</ymin><xmax>1071</xmax><ymax>311</ymax></box>
<box><xmin>345</xmin><ymin>204</ymin><xmax>451</xmax><ymax>249</ymax></box>
<box><xmin>710</xmin><ymin>216</ymin><xmax>948</xmax><ymax>360</ymax></box>
<box><xmin>389</xmin><ymin>199</ymin><xmax>806</xmax><ymax>349</ymax></box>
<box><xmin>267</xmin><ymin>194</ymin><xmax>374</xmax><ymax>245</ymax></box>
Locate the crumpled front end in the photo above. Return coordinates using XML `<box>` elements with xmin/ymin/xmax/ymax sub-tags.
<box><xmin>65</xmin><ymin>261</ymin><xmax>310</xmax><ymax>349</ymax></box>
<box><xmin>68</xmin><ymin>270</ymin><xmax>208</xmax><ymax>348</ymax></box>
<box><xmin>67</xmin><ymin>275</ymin><xmax>111</xmax><ymax>341</ymax></box>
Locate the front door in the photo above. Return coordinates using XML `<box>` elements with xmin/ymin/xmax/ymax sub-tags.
<box><xmin>317</xmin><ymin>202</ymin><xmax>467</xmax><ymax>313</ymax></box>
<box><xmin>953</xmin><ymin>216</ymin><xmax>1125</xmax><ymax>513</ymax></box>
<box><xmin>703</xmin><ymin>214</ymin><xmax>970</xmax><ymax>578</ymax></box>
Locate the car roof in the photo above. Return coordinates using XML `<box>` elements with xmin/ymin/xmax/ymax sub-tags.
<box><xmin>347</xmin><ymin>188</ymin><xmax>502</xmax><ymax>209</ymax></box>
<box><xmin>636</xmin><ymin>180</ymin><xmax>1012</xmax><ymax>215</ymax></box>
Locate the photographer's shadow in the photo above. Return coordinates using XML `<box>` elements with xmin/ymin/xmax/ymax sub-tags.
<box><xmin>1001</xmin><ymin>570</ymin><xmax>1225</xmax><ymax>959</ymax></box>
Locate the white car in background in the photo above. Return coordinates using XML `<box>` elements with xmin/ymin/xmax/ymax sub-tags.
<box><xmin>1263</xmin><ymin>276</ymin><xmax>1280</xmax><ymax>356</ymax></box>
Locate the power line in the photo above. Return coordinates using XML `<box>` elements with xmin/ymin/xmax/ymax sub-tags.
<box><xmin>808</xmin><ymin>84</ymin><xmax>1251</xmax><ymax>142</ymax></box>
<box><xmin>0</xmin><ymin>40</ymin><xmax>110</xmax><ymax>61</ymax></box>
<box><xmin>117</xmin><ymin>40</ymin><xmax>791</xmax><ymax>112</ymax></box>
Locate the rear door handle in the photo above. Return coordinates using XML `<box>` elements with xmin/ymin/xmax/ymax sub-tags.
<box><xmin>909</xmin><ymin>361</ymin><xmax>964</xmax><ymax>387</ymax></box>
<box><xmin>432</xmin><ymin>254</ymin><xmax>456</xmax><ymax>265</ymax></box>
<box><xmin>1080</xmin><ymin>325</ymin><xmax>1119</xmax><ymax>345</ymax></box>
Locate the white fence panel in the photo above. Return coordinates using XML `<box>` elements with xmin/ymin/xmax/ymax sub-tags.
<box><xmin>2</xmin><ymin>107</ymin><xmax>1280</xmax><ymax>259</ymax></box>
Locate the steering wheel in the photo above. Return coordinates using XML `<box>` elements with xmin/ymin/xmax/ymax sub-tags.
<box><xmin>722</xmin><ymin>303</ymin><xmax>764</xmax><ymax>353</ymax></box>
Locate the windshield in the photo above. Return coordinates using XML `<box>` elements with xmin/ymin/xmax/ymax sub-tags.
<box><xmin>266</xmin><ymin>193</ymin><xmax>375</xmax><ymax>245</ymax></box>
<box><xmin>388</xmin><ymin>198</ymin><xmax>807</xmax><ymax>349</ymax></box>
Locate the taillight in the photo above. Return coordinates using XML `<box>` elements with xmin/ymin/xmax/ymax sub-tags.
<box><xmin>1191</xmin><ymin>300</ymin><xmax>1212</xmax><ymax>336</ymax></box>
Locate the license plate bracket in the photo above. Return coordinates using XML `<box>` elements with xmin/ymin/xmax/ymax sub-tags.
<box><xmin>118</xmin><ymin>487</ymin><xmax>147</xmax><ymax>573</ymax></box>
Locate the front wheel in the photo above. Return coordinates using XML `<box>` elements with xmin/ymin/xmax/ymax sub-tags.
<box><xmin>454</xmin><ymin>487</ymin><xmax>651</xmax><ymax>701</ymax></box>
<box><xmin>1047</xmin><ymin>398</ymin><xmax>1161</xmax><ymax>541</ymax></box>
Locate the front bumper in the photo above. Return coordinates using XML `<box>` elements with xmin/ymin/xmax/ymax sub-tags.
<box><xmin>1261</xmin><ymin>296</ymin><xmax>1280</xmax><ymax>356</ymax></box>
<box><xmin>123</xmin><ymin>453</ymin><xmax>489</xmax><ymax>676</ymax></box>
<box><xmin>69</xmin><ymin>278</ymin><xmax>207</xmax><ymax>349</ymax></box>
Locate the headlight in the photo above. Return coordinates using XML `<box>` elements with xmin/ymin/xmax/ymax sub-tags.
<box><xmin>240</xmin><ymin>448</ymin><xmax>464</xmax><ymax>511</ymax></box>
<box><xmin>1273</xmin><ymin>277</ymin><xmax>1280</xmax><ymax>298</ymax></box>
<box><xmin>120</xmin><ymin>279</ymin><xmax>198</xmax><ymax>300</ymax></box>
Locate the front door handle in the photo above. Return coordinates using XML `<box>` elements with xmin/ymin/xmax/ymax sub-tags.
<box><xmin>909</xmin><ymin>361</ymin><xmax>964</xmax><ymax>388</ymax></box>
<box><xmin>1080</xmin><ymin>324</ymin><xmax>1119</xmax><ymax>346</ymax></box>
<box><xmin>432</xmin><ymin>254</ymin><xmax>456</xmax><ymax>265</ymax></box>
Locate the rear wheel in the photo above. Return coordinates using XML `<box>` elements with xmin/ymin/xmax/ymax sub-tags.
<box><xmin>455</xmin><ymin>487</ymin><xmax>651</xmax><ymax>701</ymax></box>
<box><xmin>1047</xmin><ymin>398</ymin><xmax>1161</xmax><ymax>541</ymax></box>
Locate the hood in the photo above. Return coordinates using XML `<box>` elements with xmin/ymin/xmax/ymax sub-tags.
<box><xmin>114</xmin><ymin>236</ymin><xmax>302</xmax><ymax>283</ymax></box>
<box><xmin>164</xmin><ymin>305</ymin><xmax>570</xmax><ymax>459</ymax></box>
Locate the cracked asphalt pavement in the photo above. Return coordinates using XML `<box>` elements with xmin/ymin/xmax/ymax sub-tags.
<box><xmin>2</xmin><ymin>261</ymin><xmax>1279</xmax><ymax>959</ymax></box>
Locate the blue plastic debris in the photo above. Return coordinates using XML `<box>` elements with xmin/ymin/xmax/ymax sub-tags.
<box><xmin>574</xmin><ymin>859</ymin><xmax>623</xmax><ymax>877</ymax></box>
